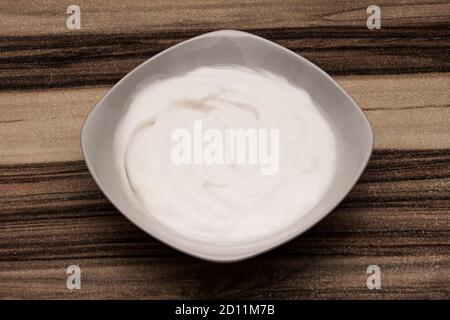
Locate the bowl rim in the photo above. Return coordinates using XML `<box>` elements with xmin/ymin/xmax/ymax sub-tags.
<box><xmin>80</xmin><ymin>29</ymin><xmax>374</xmax><ymax>262</ymax></box>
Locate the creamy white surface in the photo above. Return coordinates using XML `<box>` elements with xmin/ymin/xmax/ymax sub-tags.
<box><xmin>114</xmin><ymin>66</ymin><xmax>337</xmax><ymax>244</ymax></box>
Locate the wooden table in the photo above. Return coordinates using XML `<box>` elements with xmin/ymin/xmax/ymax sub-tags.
<box><xmin>0</xmin><ymin>0</ymin><xmax>449</xmax><ymax>299</ymax></box>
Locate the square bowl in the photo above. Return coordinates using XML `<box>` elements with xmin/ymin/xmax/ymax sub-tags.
<box><xmin>81</xmin><ymin>30</ymin><xmax>373</xmax><ymax>262</ymax></box>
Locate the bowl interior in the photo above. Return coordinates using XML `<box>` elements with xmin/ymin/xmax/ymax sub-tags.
<box><xmin>81</xmin><ymin>30</ymin><xmax>373</xmax><ymax>262</ymax></box>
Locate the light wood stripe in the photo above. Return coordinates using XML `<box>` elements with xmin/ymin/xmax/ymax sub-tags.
<box><xmin>1</xmin><ymin>73</ymin><xmax>449</xmax><ymax>165</ymax></box>
<box><xmin>0</xmin><ymin>0</ymin><xmax>448</xmax><ymax>36</ymax></box>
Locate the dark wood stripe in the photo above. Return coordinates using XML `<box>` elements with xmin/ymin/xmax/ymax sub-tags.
<box><xmin>0</xmin><ymin>149</ymin><xmax>448</xmax><ymax>299</ymax></box>
<box><xmin>1</xmin><ymin>149</ymin><xmax>448</xmax><ymax>184</ymax></box>
<box><xmin>1</xmin><ymin>26</ymin><xmax>449</xmax><ymax>91</ymax></box>
<box><xmin>0</xmin><ymin>149</ymin><xmax>448</xmax><ymax>260</ymax></box>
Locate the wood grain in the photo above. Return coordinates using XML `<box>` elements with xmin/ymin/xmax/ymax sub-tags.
<box><xmin>2</xmin><ymin>27</ymin><xmax>449</xmax><ymax>91</ymax></box>
<box><xmin>0</xmin><ymin>150</ymin><xmax>449</xmax><ymax>299</ymax></box>
<box><xmin>1</xmin><ymin>0</ymin><xmax>449</xmax><ymax>91</ymax></box>
<box><xmin>0</xmin><ymin>0</ymin><xmax>449</xmax><ymax>299</ymax></box>
<box><xmin>1</xmin><ymin>0</ymin><xmax>449</xmax><ymax>37</ymax></box>
<box><xmin>1</xmin><ymin>73</ymin><xmax>449</xmax><ymax>165</ymax></box>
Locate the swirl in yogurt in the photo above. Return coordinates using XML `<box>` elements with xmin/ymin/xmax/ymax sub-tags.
<box><xmin>114</xmin><ymin>66</ymin><xmax>337</xmax><ymax>243</ymax></box>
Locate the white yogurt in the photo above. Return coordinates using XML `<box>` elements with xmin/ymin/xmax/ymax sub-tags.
<box><xmin>114</xmin><ymin>65</ymin><xmax>337</xmax><ymax>244</ymax></box>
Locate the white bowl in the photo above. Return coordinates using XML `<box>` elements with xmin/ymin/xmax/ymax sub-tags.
<box><xmin>81</xmin><ymin>30</ymin><xmax>373</xmax><ymax>262</ymax></box>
